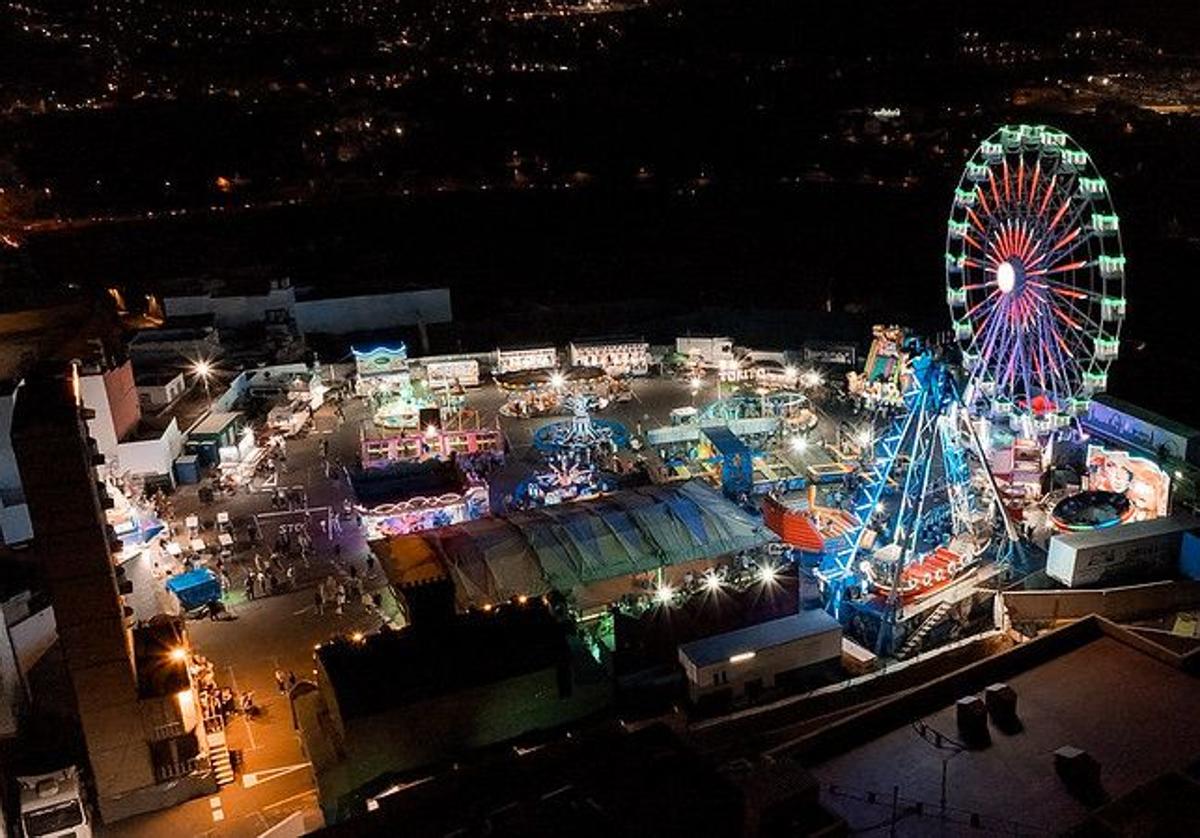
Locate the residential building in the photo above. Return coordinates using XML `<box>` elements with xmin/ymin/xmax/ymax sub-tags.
<box><xmin>11</xmin><ymin>368</ymin><xmax>217</xmax><ymax>821</ymax></box>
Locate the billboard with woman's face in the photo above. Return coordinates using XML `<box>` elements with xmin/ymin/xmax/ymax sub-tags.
<box><xmin>1086</xmin><ymin>445</ymin><xmax>1171</xmax><ymax>520</ymax></box>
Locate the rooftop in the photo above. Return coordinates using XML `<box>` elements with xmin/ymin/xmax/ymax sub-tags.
<box><xmin>317</xmin><ymin>601</ymin><xmax>567</xmax><ymax>722</ymax></box>
<box><xmin>376</xmin><ymin>480</ymin><xmax>774</xmax><ymax>609</ymax></box>
<box><xmin>190</xmin><ymin>410</ymin><xmax>242</xmax><ymax>436</ymax></box>
<box><xmin>569</xmin><ymin>334</ymin><xmax>648</xmax><ymax>347</ymax></box>
<box><xmin>679</xmin><ymin>610</ymin><xmax>841</xmax><ymax>668</ymax></box>
<box><xmin>313</xmin><ymin>724</ymin><xmax>753</xmax><ymax>838</ymax></box>
<box><xmin>1093</xmin><ymin>392</ymin><xmax>1200</xmax><ymax>440</ymax></box>
<box><xmin>350</xmin><ymin>461</ymin><xmax>464</xmax><ymax>506</ymax></box>
<box><xmin>785</xmin><ymin>617</ymin><xmax>1200</xmax><ymax>836</ymax></box>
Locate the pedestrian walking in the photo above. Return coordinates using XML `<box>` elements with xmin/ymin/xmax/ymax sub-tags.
<box><xmin>245</xmin><ymin>574</ymin><xmax>256</xmax><ymax>601</ymax></box>
<box><xmin>256</xmin><ymin>571</ymin><xmax>267</xmax><ymax>598</ymax></box>
<box><xmin>314</xmin><ymin>588</ymin><xmax>324</xmax><ymax>615</ymax></box>
<box><xmin>220</xmin><ymin>570</ymin><xmax>232</xmax><ymax>592</ymax></box>
<box><xmin>286</xmin><ymin>565</ymin><xmax>296</xmax><ymax>588</ymax></box>
<box><xmin>274</xmin><ymin>669</ymin><xmax>288</xmax><ymax>694</ymax></box>
<box><xmin>335</xmin><ymin>583</ymin><xmax>346</xmax><ymax>616</ymax></box>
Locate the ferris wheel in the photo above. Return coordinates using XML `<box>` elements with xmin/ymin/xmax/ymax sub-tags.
<box><xmin>945</xmin><ymin>125</ymin><xmax>1127</xmax><ymax>430</ymax></box>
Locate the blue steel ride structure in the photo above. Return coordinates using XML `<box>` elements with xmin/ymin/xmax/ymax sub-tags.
<box><xmin>817</xmin><ymin>340</ymin><xmax>1010</xmax><ymax>619</ymax></box>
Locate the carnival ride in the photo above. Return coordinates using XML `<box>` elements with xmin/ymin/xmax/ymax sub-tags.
<box><xmin>531</xmin><ymin>395</ymin><xmax>629</xmax><ymax>457</ymax></box>
<box><xmin>760</xmin><ymin>126</ymin><xmax>1135</xmax><ymax>655</ymax></box>
<box><xmin>945</xmin><ymin>125</ymin><xmax>1126</xmax><ymax>432</ymax></box>
<box><xmin>1049</xmin><ymin>490</ymin><xmax>1133</xmax><ymax>533</ymax></box>
<box><xmin>699</xmin><ymin>391</ymin><xmax>817</xmax><ymax>431</ymax></box>
<box><xmin>815</xmin><ymin>344</ymin><xmax>1014</xmax><ymax>625</ymax></box>
<box><xmin>518</xmin><ymin>395</ymin><xmax>627</xmax><ymax>508</ymax></box>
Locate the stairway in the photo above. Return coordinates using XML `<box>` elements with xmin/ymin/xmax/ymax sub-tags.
<box><xmin>207</xmin><ymin>728</ymin><xmax>235</xmax><ymax>787</ymax></box>
<box><xmin>896</xmin><ymin>601</ymin><xmax>953</xmax><ymax>660</ymax></box>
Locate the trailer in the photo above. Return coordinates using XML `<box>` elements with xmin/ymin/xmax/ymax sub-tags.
<box><xmin>165</xmin><ymin>568</ymin><xmax>222</xmax><ymax>611</ymax></box>
<box><xmin>1045</xmin><ymin>514</ymin><xmax>1200</xmax><ymax>588</ymax></box>
<box><xmin>16</xmin><ymin>766</ymin><xmax>92</xmax><ymax>838</ymax></box>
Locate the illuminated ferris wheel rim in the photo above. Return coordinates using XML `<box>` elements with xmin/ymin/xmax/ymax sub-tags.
<box><xmin>944</xmin><ymin>124</ymin><xmax>1127</xmax><ymax>426</ymax></box>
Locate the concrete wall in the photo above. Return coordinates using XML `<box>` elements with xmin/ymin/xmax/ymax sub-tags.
<box><xmin>104</xmin><ymin>362</ymin><xmax>141</xmax><ymax>443</ymax></box>
<box><xmin>0</xmin><ymin>391</ymin><xmax>32</xmax><ymax>544</ymax></box>
<box><xmin>1001</xmin><ymin>580</ymin><xmax>1200</xmax><ymax>625</ymax></box>
<box><xmin>294</xmin><ymin>288</ymin><xmax>452</xmax><ymax>335</ymax></box>
<box><xmin>137</xmin><ymin>374</ymin><xmax>186</xmax><ymax>408</ymax></box>
<box><xmin>78</xmin><ymin>361</ymin><xmax>145</xmax><ymax>466</ymax></box>
<box><xmin>0</xmin><ymin>621</ymin><xmax>19</xmax><ymax>735</ymax></box>
<box><xmin>8</xmin><ymin>605</ymin><xmax>56</xmax><ymax>680</ymax></box>
<box><xmin>116</xmin><ymin>419</ymin><xmax>184</xmax><ymax>478</ymax></box>
<box><xmin>165</xmin><ymin>287</ymin><xmax>296</xmax><ymax>329</ymax></box>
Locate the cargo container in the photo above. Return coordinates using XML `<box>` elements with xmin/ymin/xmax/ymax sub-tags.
<box><xmin>1045</xmin><ymin>515</ymin><xmax>1200</xmax><ymax>588</ymax></box>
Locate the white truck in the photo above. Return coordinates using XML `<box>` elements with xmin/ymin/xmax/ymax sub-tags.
<box><xmin>16</xmin><ymin>766</ymin><xmax>92</xmax><ymax>838</ymax></box>
<box><xmin>1045</xmin><ymin>515</ymin><xmax>1200</xmax><ymax>588</ymax></box>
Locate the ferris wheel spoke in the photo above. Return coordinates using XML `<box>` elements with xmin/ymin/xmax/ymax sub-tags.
<box><xmin>974</xmin><ymin>184</ymin><xmax>992</xmax><ymax>217</ymax></box>
<box><xmin>1057</xmin><ymin>309</ymin><xmax>1097</xmax><ymax>360</ymax></box>
<box><xmin>988</xmin><ymin>169</ymin><xmax>1002</xmax><ymax>211</ymax></box>
<box><xmin>1038</xmin><ymin>173</ymin><xmax>1058</xmax><ymax>217</ymax></box>
<box><xmin>1034</xmin><ymin>273</ymin><xmax>1097</xmax><ymax>298</ymax></box>
<box><xmin>1028</xmin><ymin>161</ymin><xmax>1041</xmax><ymax>209</ymax></box>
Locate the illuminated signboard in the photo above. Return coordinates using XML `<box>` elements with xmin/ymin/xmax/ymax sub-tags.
<box><xmin>1085</xmin><ymin>445</ymin><xmax>1171</xmax><ymax>521</ymax></box>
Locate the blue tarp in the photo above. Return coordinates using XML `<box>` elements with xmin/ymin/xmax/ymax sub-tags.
<box><xmin>166</xmin><ymin>568</ymin><xmax>221</xmax><ymax>610</ymax></box>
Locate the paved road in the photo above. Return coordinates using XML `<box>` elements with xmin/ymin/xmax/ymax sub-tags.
<box><xmin>106</xmin><ymin>399</ymin><xmax>389</xmax><ymax>837</ymax></box>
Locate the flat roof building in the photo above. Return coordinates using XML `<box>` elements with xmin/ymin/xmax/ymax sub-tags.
<box><xmin>679</xmin><ymin>611</ymin><xmax>842</xmax><ymax>703</ymax></box>
<box><xmin>780</xmin><ymin>616</ymin><xmax>1200</xmax><ymax>836</ymax></box>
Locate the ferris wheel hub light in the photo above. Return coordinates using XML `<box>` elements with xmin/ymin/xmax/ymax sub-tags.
<box><xmin>997</xmin><ymin>261</ymin><xmax>1016</xmax><ymax>294</ymax></box>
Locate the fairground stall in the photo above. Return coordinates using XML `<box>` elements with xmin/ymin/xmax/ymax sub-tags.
<box><xmin>567</xmin><ymin>336</ymin><xmax>650</xmax><ymax>377</ymax></box>
<box><xmin>494</xmin><ymin>344</ymin><xmax>558</xmax><ymax>375</ymax></box>
<box><xmin>360</xmin><ymin>413</ymin><xmax>504</xmax><ymax>469</ymax></box>
<box><xmin>351</xmin><ymin>460</ymin><xmax>490</xmax><ymax>539</ymax></box>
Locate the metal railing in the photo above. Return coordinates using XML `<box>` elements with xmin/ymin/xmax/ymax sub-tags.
<box><xmin>154</xmin><ymin>756</ymin><xmax>201</xmax><ymax>783</ymax></box>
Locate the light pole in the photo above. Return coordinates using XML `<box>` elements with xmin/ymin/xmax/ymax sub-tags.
<box><xmin>193</xmin><ymin>359</ymin><xmax>214</xmax><ymax>410</ymax></box>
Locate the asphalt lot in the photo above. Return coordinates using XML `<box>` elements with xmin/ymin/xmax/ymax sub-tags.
<box><xmin>99</xmin><ymin>371</ymin><xmax>851</xmax><ymax>836</ymax></box>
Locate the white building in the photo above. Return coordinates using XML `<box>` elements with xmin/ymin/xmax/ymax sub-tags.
<box><xmin>495</xmin><ymin>345</ymin><xmax>559</xmax><ymax>374</ymax></box>
<box><xmin>678</xmin><ymin>611</ymin><xmax>842</xmax><ymax>702</ymax></box>
<box><xmin>135</xmin><ymin>369</ymin><xmax>187</xmax><ymax>409</ymax></box>
<box><xmin>677</xmin><ymin>336</ymin><xmax>736</xmax><ymax>376</ymax></box>
<box><xmin>422</xmin><ymin>358</ymin><xmax>482</xmax><ymax>389</ymax></box>
<box><xmin>568</xmin><ymin>337</ymin><xmax>650</xmax><ymax>377</ymax></box>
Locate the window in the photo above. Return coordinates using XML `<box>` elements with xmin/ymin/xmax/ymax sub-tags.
<box><xmin>23</xmin><ymin>800</ymin><xmax>84</xmax><ymax>836</ymax></box>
